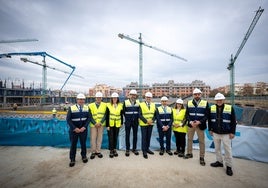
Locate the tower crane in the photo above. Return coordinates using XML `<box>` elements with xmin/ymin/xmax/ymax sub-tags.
<box><xmin>118</xmin><ymin>33</ymin><xmax>187</xmax><ymax>98</ymax></box>
<box><xmin>227</xmin><ymin>7</ymin><xmax>264</xmax><ymax>106</ymax></box>
<box><xmin>0</xmin><ymin>38</ymin><xmax>38</xmax><ymax>43</ymax></box>
<box><xmin>0</xmin><ymin>51</ymin><xmax>82</xmax><ymax>103</ymax></box>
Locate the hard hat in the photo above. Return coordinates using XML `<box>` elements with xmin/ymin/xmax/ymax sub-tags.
<box><xmin>214</xmin><ymin>93</ymin><xmax>225</xmax><ymax>100</ymax></box>
<box><xmin>145</xmin><ymin>92</ymin><xmax>152</xmax><ymax>98</ymax></box>
<box><xmin>95</xmin><ymin>91</ymin><xmax>103</xmax><ymax>98</ymax></box>
<box><xmin>193</xmin><ymin>88</ymin><xmax>202</xmax><ymax>94</ymax></box>
<box><xmin>111</xmin><ymin>92</ymin><xmax>119</xmax><ymax>98</ymax></box>
<box><xmin>76</xmin><ymin>93</ymin><xmax>86</xmax><ymax>99</ymax></box>
<box><xmin>176</xmin><ymin>98</ymin><xmax>183</xmax><ymax>104</ymax></box>
<box><xmin>129</xmin><ymin>89</ymin><xmax>137</xmax><ymax>95</ymax></box>
<box><xmin>160</xmin><ymin>96</ymin><xmax>168</xmax><ymax>101</ymax></box>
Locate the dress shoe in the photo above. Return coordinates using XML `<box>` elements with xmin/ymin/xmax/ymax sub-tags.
<box><xmin>90</xmin><ymin>153</ymin><xmax>96</xmax><ymax>159</ymax></box>
<box><xmin>143</xmin><ymin>153</ymin><xmax>148</xmax><ymax>159</ymax></box>
<box><xmin>147</xmin><ymin>150</ymin><xmax>154</xmax><ymax>155</ymax></box>
<box><xmin>226</xmin><ymin>166</ymin><xmax>233</xmax><ymax>176</ymax></box>
<box><xmin>82</xmin><ymin>157</ymin><xmax>88</xmax><ymax>163</ymax></box>
<box><xmin>69</xmin><ymin>160</ymin><xmax>75</xmax><ymax>167</ymax></box>
<box><xmin>132</xmin><ymin>150</ymin><xmax>139</xmax><ymax>155</ymax></box>
<box><xmin>97</xmin><ymin>153</ymin><xmax>103</xmax><ymax>158</ymax></box>
<box><xmin>210</xmin><ymin>161</ymin><xmax>223</xmax><ymax>167</ymax></box>
<box><xmin>159</xmin><ymin>150</ymin><xmax>164</xmax><ymax>155</ymax></box>
<box><xmin>184</xmin><ymin>153</ymin><xmax>193</xmax><ymax>159</ymax></box>
<box><xmin>109</xmin><ymin>151</ymin><xmax>114</xmax><ymax>158</ymax></box>
<box><xmin>125</xmin><ymin>150</ymin><xmax>130</xmax><ymax>157</ymax></box>
<box><xmin>178</xmin><ymin>152</ymin><xmax>184</xmax><ymax>158</ymax></box>
<box><xmin>200</xmin><ymin>157</ymin><xmax>206</xmax><ymax>166</ymax></box>
<box><xmin>113</xmin><ymin>150</ymin><xmax>118</xmax><ymax>157</ymax></box>
<box><xmin>174</xmin><ymin>150</ymin><xmax>179</xmax><ymax>155</ymax></box>
<box><xmin>166</xmin><ymin>150</ymin><xmax>173</xmax><ymax>156</ymax></box>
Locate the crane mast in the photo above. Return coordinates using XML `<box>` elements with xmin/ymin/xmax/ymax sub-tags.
<box><xmin>118</xmin><ymin>33</ymin><xmax>187</xmax><ymax>98</ymax></box>
<box><xmin>227</xmin><ymin>7</ymin><xmax>264</xmax><ymax>106</ymax></box>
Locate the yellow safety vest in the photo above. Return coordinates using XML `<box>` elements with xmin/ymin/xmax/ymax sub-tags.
<box><xmin>107</xmin><ymin>103</ymin><xmax>123</xmax><ymax>127</ymax></box>
<box><xmin>139</xmin><ymin>102</ymin><xmax>156</xmax><ymax>126</ymax></box>
<box><xmin>89</xmin><ymin>102</ymin><xmax>107</xmax><ymax>127</ymax></box>
<box><xmin>172</xmin><ymin>108</ymin><xmax>187</xmax><ymax>133</ymax></box>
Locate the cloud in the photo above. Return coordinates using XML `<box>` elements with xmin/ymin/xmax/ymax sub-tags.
<box><xmin>0</xmin><ymin>0</ymin><xmax>267</xmax><ymax>92</ymax></box>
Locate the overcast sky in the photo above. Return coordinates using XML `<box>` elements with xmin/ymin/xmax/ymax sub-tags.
<box><xmin>0</xmin><ymin>0</ymin><xmax>267</xmax><ymax>92</ymax></box>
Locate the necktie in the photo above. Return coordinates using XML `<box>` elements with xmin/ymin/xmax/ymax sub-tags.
<box><xmin>147</xmin><ymin>103</ymin><xmax>150</xmax><ymax>110</ymax></box>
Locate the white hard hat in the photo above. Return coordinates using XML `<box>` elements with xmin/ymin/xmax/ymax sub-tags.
<box><xmin>160</xmin><ymin>96</ymin><xmax>168</xmax><ymax>101</ymax></box>
<box><xmin>111</xmin><ymin>92</ymin><xmax>119</xmax><ymax>98</ymax></box>
<box><xmin>77</xmin><ymin>93</ymin><xmax>86</xmax><ymax>99</ymax></box>
<box><xmin>214</xmin><ymin>93</ymin><xmax>225</xmax><ymax>100</ymax></box>
<box><xmin>145</xmin><ymin>92</ymin><xmax>152</xmax><ymax>98</ymax></box>
<box><xmin>95</xmin><ymin>91</ymin><xmax>103</xmax><ymax>98</ymax></box>
<box><xmin>193</xmin><ymin>88</ymin><xmax>202</xmax><ymax>94</ymax></box>
<box><xmin>129</xmin><ymin>89</ymin><xmax>137</xmax><ymax>95</ymax></box>
<box><xmin>176</xmin><ymin>98</ymin><xmax>184</xmax><ymax>104</ymax></box>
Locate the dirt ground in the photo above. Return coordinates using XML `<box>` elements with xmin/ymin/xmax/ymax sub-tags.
<box><xmin>0</xmin><ymin>146</ymin><xmax>267</xmax><ymax>188</ymax></box>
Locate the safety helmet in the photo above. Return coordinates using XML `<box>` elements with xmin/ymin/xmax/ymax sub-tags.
<box><xmin>95</xmin><ymin>91</ymin><xmax>103</xmax><ymax>98</ymax></box>
<box><xmin>129</xmin><ymin>89</ymin><xmax>137</xmax><ymax>95</ymax></box>
<box><xmin>193</xmin><ymin>88</ymin><xmax>202</xmax><ymax>94</ymax></box>
<box><xmin>76</xmin><ymin>93</ymin><xmax>86</xmax><ymax>99</ymax></box>
<box><xmin>176</xmin><ymin>98</ymin><xmax>184</xmax><ymax>104</ymax></box>
<box><xmin>214</xmin><ymin>93</ymin><xmax>225</xmax><ymax>100</ymax></box>
<box><xmin>160</xmin><ymin>96</ymin><xmax>168</xmax><ymax>101</ymax></box>
<box><xmin>111</xmin><ymin>92</ymin><xmax>119</xmax><ymax>98</ymax></box>
<box><xmin>145</xmin><ymin>92</ymin><xmax>153</xmax><ymax>98</ymax></box>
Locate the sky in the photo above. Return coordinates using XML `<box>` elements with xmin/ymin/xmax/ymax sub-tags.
<box><xmin>0</xmin><ymin>0</ymin><xmax>267</xmax><ymax>93</ymax></box>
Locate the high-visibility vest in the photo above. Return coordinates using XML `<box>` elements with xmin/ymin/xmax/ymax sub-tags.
<box><xmin>172</xmin><ymin>108</ymin><xmax>187</xmax><ymax>133</ymax></box>
<box><xmin>157</xmin><ymin>106</ymin><xmax>172</xmax><ymax>125</ymax></box>
<box><xmin>124</xmin><ymin>99</ymin><xmax>140</xmax><ymax>121</ymax></box>
<box><xmin>69</xmin><ymin>104</ymin><xmax>89</xmax><ymax>128</ymax></box>
<box><xmin>89</xmin><ymin>102</ymin><xmax>107</xmax><ymax>127</ymax></box>
<box><xmin>210</xmin><ymin>104</ymin><xmax>232</xmax><ymax>132</ymax></box>
<box><xmin>107</xmin><ymin>103</ymin><xmax>123</xmax><ymax>127</ymax></box>
<box><xmin>139</xmin><ymin>102</ymin><xmax>156</xmax><ymax>126</ymax></box>
<box><xmin>187</xmin><ymin>100</ymin><xmax>207</xmax><ymax>121</ymax></box>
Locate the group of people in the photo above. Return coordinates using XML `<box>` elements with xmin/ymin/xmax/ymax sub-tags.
<box><xmin>66</xmin><ymin>88</ymin><xmax>236</xmax><ymax>176</ymax></box>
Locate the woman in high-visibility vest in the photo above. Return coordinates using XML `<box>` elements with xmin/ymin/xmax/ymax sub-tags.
<box><xmin>172</xmin><ymin>98</ymin><xmax>187</xmax><ymax>158</ymax></box>
<box><xmin>106</xmin><ymin>92</ymin><xmax>123</xmax><ymax>158</ymax></box>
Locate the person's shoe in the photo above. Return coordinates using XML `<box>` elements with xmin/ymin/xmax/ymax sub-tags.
<box><xmin>69</xmin><ymin>160</ymin><xmax>75</xmax><ymax>167</ymax></box>
<box><xmin>159</xmin><ymin>150</ymin><xmax>164</xmax><ymax>155</ymax></box>
<box><xmin>82</xmin><ymin>157</ymin><xmax>88</xmax><ymax>163</ymax></box>
<box><xmin>96</xmin><ymin>153</ymin><xmax>103</xmax><ymax>158</ymax></box>
<box><xmin>210</xmin><ymin>161</ymin><xmax>223</xmax><ymax>167</ymax></box>
<box><xmin>125</xmin><ymin>150</ymin><xmax>130</xmax><ymax>157</ymax></box>
<box><xmin>174</xmin><ymin>150</ymin><xmax>179</xmax><ymax>155</ymax></box>
<box><xmin>90</xmin><ymin>153</ymin><xmax>96</xmax><ymax>159</ymax></box>
<box><xmin>132</xmin><ymin>150</ymin><xmax>139</xmax><ymax>155</ymax></box>
<box><xmin>113</xmin><ymin>150</ymin><xmax>118</xmax><ymax>157</ymax></box>
<box><xmin>166</xmin><ymin>150</ymin><xmax>173</xmax><ymax>156</ymax></box>
<box><xmin>226</xmin><ymin>166</ymin><xmax>233</xmax><ymax>176</ymax></box>
<box><xmin>143</xmin><ymin>153</ymin><xmax>148</xmax><ymax>159</ymax></box>
<box><xmin>109</xmin><ymin>151</ymin><xmax>114</xmax><ymax>158</ymax></box>
<box><xmin>178</xmin><ymin>152</ymin><xmax>184</xmax><ymax>158</ymax></box>
<box><xmin>200</xmin><ymin>157</ymin><xmax>206</xmax><ymax>166</ymax></box>
<box><xmin>147</xmin><ymin>150</ymin><xmax>154</xmax><ymax>155</ymax></box>
<box><xmin>184</xmin><ymin>153</ymin><xmax>193</xmax><ymax>159</ymax></box>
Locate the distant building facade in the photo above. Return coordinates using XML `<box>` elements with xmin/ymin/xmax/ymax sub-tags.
<box><xmin>123</xmin><ymin>80</ymin><xmax>211</xmax><ymax>98</ymax></box>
